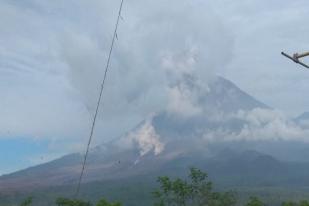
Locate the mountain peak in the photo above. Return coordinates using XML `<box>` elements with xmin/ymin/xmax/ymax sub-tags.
<box><xmin>203</xmin><ymin>76</ymin><xmax>270</xmax><ymax>113</ymax></box>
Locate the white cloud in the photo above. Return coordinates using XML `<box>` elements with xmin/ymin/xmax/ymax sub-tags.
<box><xmin>58</xmin><ymin>0</ymin><xmax>233</xmax><ymax>140</ymax></box>
<box><xmin>203</xmin><ymin>108</ymin><xmax>309</xmax><ymax>143</ymax></box>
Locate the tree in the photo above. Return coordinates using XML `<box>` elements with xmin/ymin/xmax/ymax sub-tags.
<box><xmin>96</xmin><ymin>198</ymin><xmax>122</xmax><ymax>206</ymax></box>
<box><xmin>300</xmin><ymin>201</ymin><xmax>309</xmax><ymax>206</ymax></box>
<box><xmin>153</xmin><ymin>167</ymin><xmax>236</xmax><ymax>206</ymax></box>
<box><xmin>56</xmin><ymin>197</ymin><xmax>91</xmax><ymax>206</ymax></box>
<box><xmin>282</xmin><ymin>201</ymin><xmax>298</xmax><ymax>206</ymax></box>
<box><xmin>246</xmin><ymin>197</ymin><xmax>265</xmax><ymax>206</ymax></box>
<box><xmin>282</xmin><ymin>200</ymin><xmax>309</xmax><ymax>206</ymax></box>
<box><xmin>20</xmin><ymin>197</ymin><xmax>33</xmax><ymax>206</ymax></box>
<box><xmin>55</xmin><ymin>197</ymin><xmax>122</xmax><ymax>206</ymax></box>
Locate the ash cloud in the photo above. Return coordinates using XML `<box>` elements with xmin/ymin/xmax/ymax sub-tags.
<box><xmin>0</xmin><ymin>1</ymin><xmax>234</xmax><ymax>173</ymax></box>
<box><xmin>59</xmin><ymin>0</ymin><xmax>234</xmax><ymax>141</ymax></box>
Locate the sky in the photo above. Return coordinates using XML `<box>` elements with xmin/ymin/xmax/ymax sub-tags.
<box><xmin>0</xmin><ymin>0</ymin><xmax>309</xmax><ymax>174</ymax></box>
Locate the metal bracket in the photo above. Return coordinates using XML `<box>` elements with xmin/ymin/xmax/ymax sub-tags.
<box><xmin>281</xmin><ymin>52</ymin><xmax>309</xmax><ymax>69</ymax></box>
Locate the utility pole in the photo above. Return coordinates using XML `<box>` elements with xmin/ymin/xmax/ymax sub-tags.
<box><xmin>282</xmin><ymin>51</ymin><xmax>309</xmax><ymax>69</ymax></box>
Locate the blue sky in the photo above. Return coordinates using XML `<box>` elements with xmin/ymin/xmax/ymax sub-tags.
<box><xmin>0</xmin><ymin>0</ymin><xmax>309</xmax><ymax>174</ymax></box>
<box><xmin>0</xmin><ymin>138</ymin><xmax>50</xmax><ymax>174</ymax></box>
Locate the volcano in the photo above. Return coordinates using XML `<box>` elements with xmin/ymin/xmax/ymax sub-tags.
<box><xmin>2</xmin><ymin>76</ymin><xmax>309</xmax><ymax>194</ymax></box>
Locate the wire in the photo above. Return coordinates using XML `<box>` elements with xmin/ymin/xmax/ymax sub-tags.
<box><xmin>75</xmin><ymin>0</ymin><xmax>125</xmax><ymax>196</ymax></box>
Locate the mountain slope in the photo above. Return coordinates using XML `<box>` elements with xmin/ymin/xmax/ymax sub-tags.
<box><xmin>1</xmin><ymin>76</ymin><xmax>308</xmax><ymax>194</ymax></box>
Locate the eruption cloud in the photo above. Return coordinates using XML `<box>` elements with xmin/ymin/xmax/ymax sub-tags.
<box><xmin>61</xmin><ymin>0</ymin><xmax>234</xmax><ymax>141</ymax></box>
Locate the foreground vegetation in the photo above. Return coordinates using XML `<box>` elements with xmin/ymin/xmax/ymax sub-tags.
<box><xmin>15</xmin><ymin>168</ymin><xmax>309</xmax><ymax>206</ymax></box>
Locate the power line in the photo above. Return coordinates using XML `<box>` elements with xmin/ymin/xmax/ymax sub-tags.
<box><xmin>75</xmin><ymin>0</ymin><xmax>125</xmax><ymax>196</ymax></box>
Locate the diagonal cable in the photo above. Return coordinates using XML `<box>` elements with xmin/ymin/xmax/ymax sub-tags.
<box><xmin>75</xmin><ymin>0</ymin><xmax>125</xmax><ymax>196</ymax></box>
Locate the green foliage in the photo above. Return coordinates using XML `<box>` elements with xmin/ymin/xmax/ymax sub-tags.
<box><xmin>14</xmin><ymin>168</ymin><xmax>309</xmax><ymax>206</ymax></box>
<box><xmin>246</xmin><ymin>197</ymin><xmax>265</xmax><ymax>206</ymax></box>
<box><xmin>96</xmin><ymin>198</ymin><xmax>122</xmax><ymax>206</ymax></box>
<box><xmin>20</xmin><ymin>197</ymin><xmax>33</xmax><ymax>206</ymax></box>
<box><xmin>56</xmin><ymin>197</ymin><xmax>91</xmax><ymax>206</ymax></box>
<box><xmin>282</xmin><ymin>200</ymin><xmax>309</xmax><ymax>206</ymax></box>
<box><xmin>282</xmin><ymin>202</ymin><xmax>298</xmax><ymax>206</ymax></box>
<box><xmin>55</xmin><ymin>197</ymin><xmax>122</xmax><ymax>206</ymax></box>
<box><xmin>300</xmin><ymin>200</ymin><xmax>309</xmax><ymax>206</ymax></box>
<box><xmin>153</xmin><ymin>167</ymin><xmax>237</xmax><ymax>206</ymax></box>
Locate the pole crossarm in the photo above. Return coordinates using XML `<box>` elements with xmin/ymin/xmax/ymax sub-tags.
<box><xmin>281</xmin><ymin>51</ymin><xmax>309</xmax><ymax>69</ymax></box>
<box><xmin>294</xmin><ymin>51</ymin><xmax>309</xmax><ymax>59</ymax></box>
